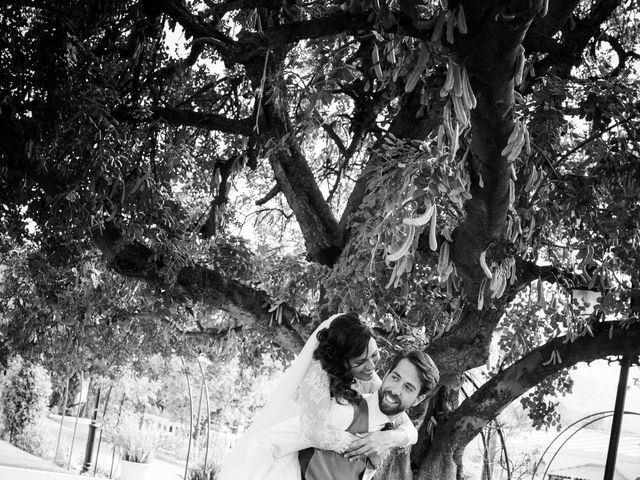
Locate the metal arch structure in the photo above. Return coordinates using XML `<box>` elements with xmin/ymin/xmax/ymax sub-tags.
<box><xmin>530</xmin><ymin>411</ymin><xmax>640</xmax><ymax>480</ymax></box>
<box><xmin>532</xmin><ymin>355</ymin><xmax>635</xmax><ymax>480</ymax></box>
<box><xmin>54</xmin><ymin>376</ymin><xmax>70</xmax><ymax>463</ymax></box>
<box><xmin>195</xmin><ymin>356</ymin><xmax>212</xmax><ymax>480</ymax></box>
<box><xmin>93</xmin><ymin>385</ymin><xmax>114</xmax><ymax>476</ymax></box>
<box><xmin>181</xmin><ymin>354</ymin><xmax>213</xmax><ymax>480</ymax></box>
<box><xmin>531</xmin><ymin>410</ymin><xmax>614</xmax><ymax>480</ymax></box>
<box><xmin>180</xmin><ymin>356</ymin><xmax>195</xmax><ymax>480</ymax></box>
<box><xmin>68</xmin><ymin>372</ymin><xmax>86</xmax><ymax>470</ymax></box>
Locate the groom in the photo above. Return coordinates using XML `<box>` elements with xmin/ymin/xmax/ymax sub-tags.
<box><xmin>298</xmin><ymin>350</ymin><xmax>439</xmax><ymax>480</ymax></box>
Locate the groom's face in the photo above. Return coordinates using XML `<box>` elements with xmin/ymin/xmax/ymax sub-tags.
<box><xmin>378</xmin><ymin>359</ymin><xmax>426</xmax><ymax>416</ymax></box>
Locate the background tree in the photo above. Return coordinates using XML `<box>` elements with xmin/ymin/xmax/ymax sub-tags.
<box><xmin>1</xmin><ymin>1</ymin><xmax>640</xmax><ymax>479</ymax></box>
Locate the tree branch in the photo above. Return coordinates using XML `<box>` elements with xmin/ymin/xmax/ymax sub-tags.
<box><xmin>435</xmin><ymin>318</ymin><xmax>640</xmax><ymax>455</ymax></box>
<box><xmin>156</xmin><ymin>0</ymin><xmax>233</xmax><ymax>49</ymax></box>
<box><xmin>182</xmin><ymin>325</ymin><xmax>243</xmax><ymax>340</ymax></box>
<box><xmin>321</xmin><ymin>122</ymin><xmax>348</xmax><ymax>159</ymax></box>
<box><xmin>113</xmin><ymin>106</ymin><xmax>254</xmax><ymax>135</ymax></box>
<box><xmin>530</xmin><ymin>0</ymin><xmax>623</xmax><ymax>78</ymax></box>
<box><xmin>234</xmin><ymin>9</ymin><xmax>430</xmax><ymax>56</ymax></box>
<box><xmin>523</xmin><ymin>0</ymin><xmax>580</xmax><ymax>55</ymax></box>
<box><xmin>92</xmin><ymin>224</ymin><xmax>312</xmax><ymax>352</ymax></box>
<box><xmin>159</xmin><ymin>2</ymin><xmax>432</xmax><ymax>66</ymax></box>
<box><xmin>245</xmin><ymin>45</ymin><xmax>343</xmax><ymax>266</ymax></box>
<box><xmin>205</xmin><ymin>0</ymin><xmax>278</xmax><ymax>19</ymax></box>
<box><xmin>160</xmin><ymin>315</ymin><xmax>246</xmax><ymax>341</ymax></box>
<box><xmin>267</xmin><ymin>137</ymin><xmax>343</xmax><ymax>265</ymax></box>
<box><xmin>515</xmin><ymin>261</ymin><xmax>582</xmax><ymax>290</ymax></box>
<box><xmin>255</xmin><ymin>184</ymin><xmax>281</xmax><ymax>206</ymax></box>
<box><xmin>200</xmin><ymin>156</ymin><xmax>237</xmax><ymax>239</ymax></box>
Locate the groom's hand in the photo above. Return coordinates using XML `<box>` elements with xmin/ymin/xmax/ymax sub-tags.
<box><xmin>343</xmin><ymin>431</ymin><xmax>391</xmax><ymax>460</ymax></box>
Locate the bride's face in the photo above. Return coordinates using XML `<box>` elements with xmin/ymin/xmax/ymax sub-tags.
<box><xmin>348</xmin><ymin>337</ymin><xmax>380</xmax><ymax>381</ymax></box>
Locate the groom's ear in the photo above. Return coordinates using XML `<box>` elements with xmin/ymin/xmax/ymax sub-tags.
<box><xmin>411</xmin><ymin>392</ymin><xmax>428</xmax><ymax>408</ymax></box>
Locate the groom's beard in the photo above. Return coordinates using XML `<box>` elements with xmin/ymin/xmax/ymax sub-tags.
<box><xmin>378</xmin><ymin>389</ymin><xmax>404</xmax><ymax>416</ymax></box>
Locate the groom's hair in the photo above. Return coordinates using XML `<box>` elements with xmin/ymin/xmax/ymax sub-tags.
<box><xmin>387</xmin><ymin>350</ymin><xmax>440</xmax><ymax>395</ymax></box>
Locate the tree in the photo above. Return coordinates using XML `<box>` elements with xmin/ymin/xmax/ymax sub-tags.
<box><xmin>1</xmin><ymin>1</ymin><xmax>640</xmax><ymax>478</ymax></box>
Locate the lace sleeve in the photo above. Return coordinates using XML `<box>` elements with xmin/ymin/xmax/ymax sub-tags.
<box><xmin>298</xmin><ymin>360</ymin><xmax>355</xmax><ymax>452</ymax></box>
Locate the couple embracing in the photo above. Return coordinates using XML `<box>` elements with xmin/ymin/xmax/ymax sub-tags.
<box><xmin>220</xmin><ymin>313</ymin><xmax>440</xmax><ymax>480</ymax></box>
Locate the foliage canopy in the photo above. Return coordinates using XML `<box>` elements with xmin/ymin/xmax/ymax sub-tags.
<box><xmin>1</xmin><ymin>0</ymin><xmax>640</xmax><ymax>478</ymax></box>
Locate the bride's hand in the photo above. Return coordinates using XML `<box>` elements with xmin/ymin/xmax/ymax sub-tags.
<box><xmin>344</xmin><ymin>431</ymin><xmax>392</xmax><ymax>459</ymax></box>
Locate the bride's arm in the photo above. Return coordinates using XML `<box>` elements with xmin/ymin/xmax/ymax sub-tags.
<box><xmin>298</xmin><ymin>360</ymin><xmax>357</xmax><ymax>452</ymax></box>
<box><xmin>345</xmin><ymin>413</ymin><xmax>418</xmax><ymax>459</ymax></box>
<box><xmin>342</xmin><ymin>412</ymin><xmax>418</xmax><ymax>461</ymax></box>
<box><xmin>391</xmin><ymin>411</ymin><xmax>418</xmax><ymax>446</ymax></box>
<box><xmin>341</xmin><ymin>399</ymin><xmax>417</xmax><ymax>461</ymax></box>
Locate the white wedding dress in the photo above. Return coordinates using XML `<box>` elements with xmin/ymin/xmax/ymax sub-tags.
<box><xmin>218</xmin><ymin>316</ymin><xmax>417</xmax><ymax>480</ymax></box>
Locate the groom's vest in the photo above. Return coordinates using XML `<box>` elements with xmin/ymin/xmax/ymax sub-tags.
<box><xmin>298</xmin><ymin>396</ymin><xmax>369</xmax><ymax>480</ymax></box>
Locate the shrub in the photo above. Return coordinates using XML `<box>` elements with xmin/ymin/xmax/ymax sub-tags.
<box><xmin>12</xmin><ymin>421</ymin><xmax>55</xmax><ymax>458</ymax></box>
<box><xmin>111</xmin><ymin>413</ymin><xmax>163</xmax><ymax>463</ymax></box>
<box><xmin>188</xmin><ymin>462</ymin><xmax>219</xmax><ymax>480</ymax></box>
<box><xmin>10</xmin><ymin>419</ymin><xmax>70</xmax><ymax>467</ymax></box>
<box><xmin>1</xmin><ymin>361</ymin><xmax>51</xmax><ymax>442</ymax></box>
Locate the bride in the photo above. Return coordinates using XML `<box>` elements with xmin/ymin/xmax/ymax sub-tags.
<box><xmin>219</xmin><ymin>313</ymin><xmax>418</xmax><ymax>480</ymax></box>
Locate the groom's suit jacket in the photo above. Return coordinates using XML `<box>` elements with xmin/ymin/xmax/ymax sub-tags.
<box><xmin>298</xmin><ymin>393</ymin><xmax>396</xmax><ymax>480</ymax></box>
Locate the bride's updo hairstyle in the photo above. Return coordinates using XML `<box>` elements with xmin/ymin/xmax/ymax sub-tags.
<box><xmin>312</xmin><ymin>313</ymin><xmax>372</xmax><ymax>404</ymax></box>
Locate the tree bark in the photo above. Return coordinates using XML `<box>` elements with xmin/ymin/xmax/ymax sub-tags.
<box><xmin>448</xmin><ymin>0</ymin><xmax>543</xmax><ymax>296</ymax></box>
